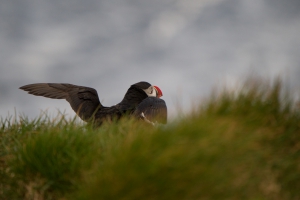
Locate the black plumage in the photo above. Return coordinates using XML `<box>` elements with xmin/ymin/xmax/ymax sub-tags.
<box><xmin>20</xmin><ymin>81</ymin><xmax>167</xmax><ymax>126</ymax></box>
<box><xmin>134</xmin><ymin>97</ymin><xmax>167</xmax><ymax>124</ymax></box>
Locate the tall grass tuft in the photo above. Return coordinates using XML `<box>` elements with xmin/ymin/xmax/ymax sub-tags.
<box><xmin>1</xmin><ymin>78</ymin><xmax>300</xmax><ymax>200</ymax></box>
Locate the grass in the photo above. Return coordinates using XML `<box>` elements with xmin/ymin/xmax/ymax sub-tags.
<box><xmin>1</xmin><ymin>78</ymin><xmax>300</xmax><ymax>200</ymax></box>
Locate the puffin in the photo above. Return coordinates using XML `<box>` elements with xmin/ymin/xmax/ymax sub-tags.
<box><xmin>20</xmin><ymin>81</ymin><xmax>167</xmax><ymax>126</ymax></box>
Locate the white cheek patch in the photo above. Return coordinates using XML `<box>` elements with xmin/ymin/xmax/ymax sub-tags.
<box><xmin>148</xmin><ymin>91</ymin><xmax>156</xmax><ymax>97</ymax></box>
<box><xmin>143</xmin><ymin>86</ymin><xmax>157</xmax><ymax>97</ymax></box>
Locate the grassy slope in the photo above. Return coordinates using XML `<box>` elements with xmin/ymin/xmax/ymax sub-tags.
<box><xmin>1</xmin><ymin>80</ymin><xmax>300</xmax><ymax>200</ymax></box>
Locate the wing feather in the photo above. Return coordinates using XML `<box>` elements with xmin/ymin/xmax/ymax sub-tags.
<box><xmin>20</xmin><ymin>83</ymin><xmax>101</xmax><ymax>121</ymax></box>
<box><xmin>134</xmin><ymin>97</ymin><xmax>167</xmax><ymax>124</ymax></box>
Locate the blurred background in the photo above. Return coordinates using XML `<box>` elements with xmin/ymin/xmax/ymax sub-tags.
<box><xmin>0</xmin><ymin>0</ymin><xmax>299</xmax><ymax>119</ymax></box>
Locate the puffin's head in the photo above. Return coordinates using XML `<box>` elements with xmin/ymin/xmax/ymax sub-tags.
<box><xmin>133</xmin><ymin>81</ymin><xmax>163</xmax><ymax>98</ymax></box>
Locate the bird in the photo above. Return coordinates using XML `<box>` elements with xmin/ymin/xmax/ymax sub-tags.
<box><xmin>19</xmin><ymin>81</ymin><xmax>167</xmax><ymax>126</ymax></box>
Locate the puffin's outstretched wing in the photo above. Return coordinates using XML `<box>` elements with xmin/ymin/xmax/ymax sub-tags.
<box><xmin>20</xmin><ymin>83</ymin><xmax>101</xmax><ymax>121</ymax></box>
<box><xmin>134</xmin><ymin>97</ymin><xmax>167</xmax><ymax>124</ymax></box>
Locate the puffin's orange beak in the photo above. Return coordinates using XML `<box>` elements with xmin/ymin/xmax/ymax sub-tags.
<box><xmin>153</xmin><ymin>86</ymin><xmax>163</xmax><ymax>98</ymax></box>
